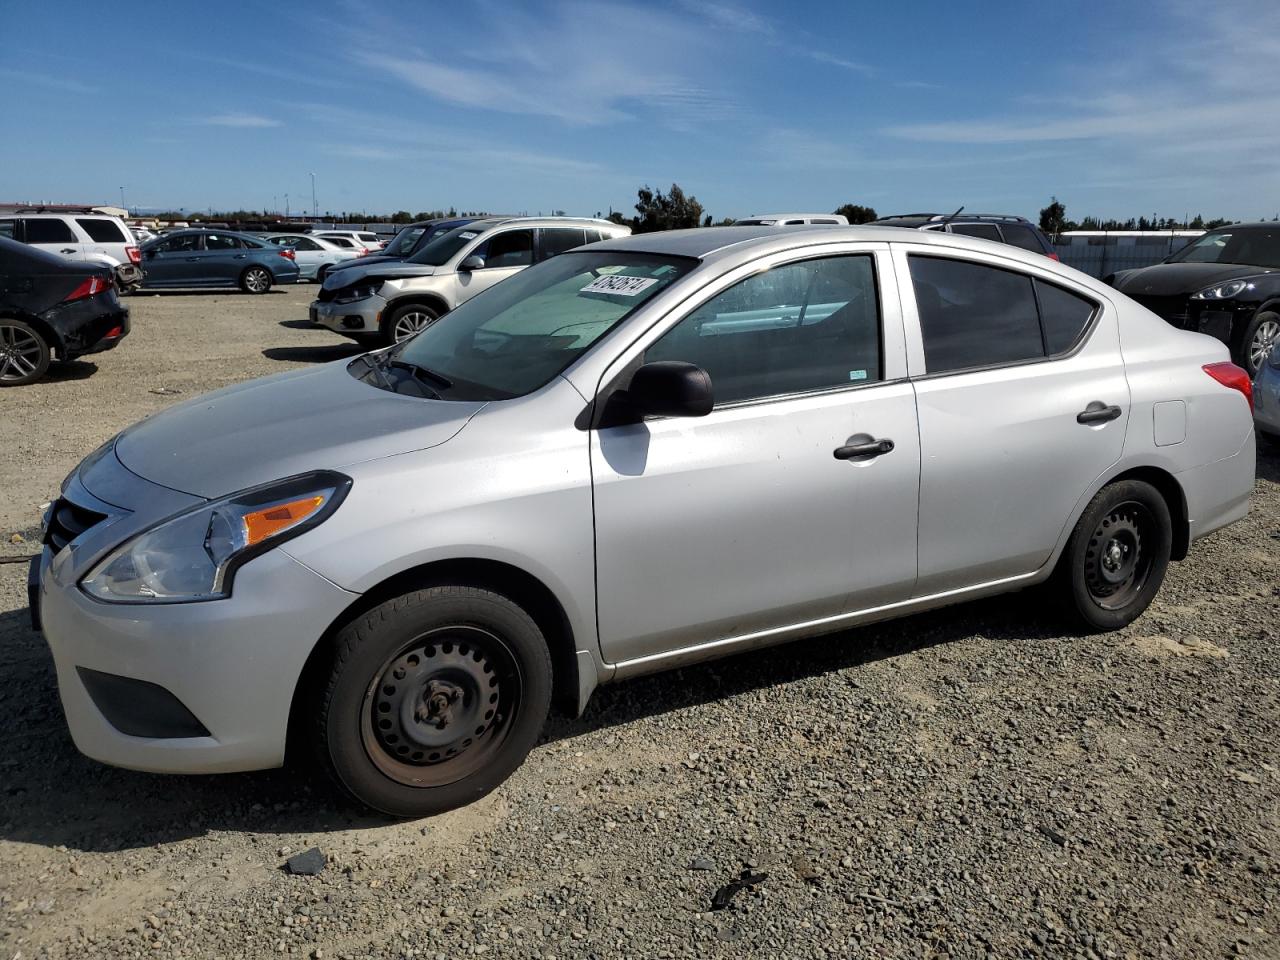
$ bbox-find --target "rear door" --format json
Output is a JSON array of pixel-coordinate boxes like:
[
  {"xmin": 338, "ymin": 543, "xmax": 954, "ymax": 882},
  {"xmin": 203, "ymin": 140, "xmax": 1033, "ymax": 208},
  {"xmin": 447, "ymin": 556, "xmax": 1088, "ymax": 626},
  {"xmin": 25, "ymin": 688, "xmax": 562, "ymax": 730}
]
[
  {"xmin": 455, "ymin": 228, "xmax": 534, "ymax": 304},
  {"xmin": 591, "ymin": 244, "xmax": 920, "ymax": 665},
  {"xmin": 894, "ymin": 245, "xmax": 1130, "ymax": 595},
  {"xmin": 76, "ymin": 217, "xmax": 132, "ymax": 264},
  {"xmin": 22, "ymin": 218, "xmax": 83, "ymax": 261},
  {"xmin": 199, "ymin": 233, "xmax": 248, "ymax": 283}
]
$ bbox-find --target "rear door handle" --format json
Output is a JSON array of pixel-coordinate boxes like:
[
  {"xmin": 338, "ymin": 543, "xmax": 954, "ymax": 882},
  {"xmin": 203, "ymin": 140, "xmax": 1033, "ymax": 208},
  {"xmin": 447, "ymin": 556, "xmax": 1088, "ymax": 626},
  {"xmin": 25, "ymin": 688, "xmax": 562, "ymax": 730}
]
[
  {"xmin": 234, "ymin": 254, "xmax": 248, "ymax": 259},
  {"xmin": 834, "ymin": 437, "xmax": 894, "ymax": 460},
  {"xmin": 1076, "ymin": 402, "xmax": 1122, "ymax": 425},
  {"xmin": 185, "ymin": 257, "xmax": 200, "ymax": 262}
]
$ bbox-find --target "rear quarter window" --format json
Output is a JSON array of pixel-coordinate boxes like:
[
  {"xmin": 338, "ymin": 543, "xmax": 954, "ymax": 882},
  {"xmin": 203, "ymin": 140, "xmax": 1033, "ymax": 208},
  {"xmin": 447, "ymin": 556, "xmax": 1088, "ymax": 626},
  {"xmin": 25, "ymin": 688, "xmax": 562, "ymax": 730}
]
[
  {"xmin": 1035, "ymin": 280, "xmax": 1096, "ymax": 354},
  {"xmin": 77, "ymin": 218, "xmax": 129, "ymax": 243},
  {"xmin": 1000, "ymin": 223, "xmax": 1049, "ymax": 253}
]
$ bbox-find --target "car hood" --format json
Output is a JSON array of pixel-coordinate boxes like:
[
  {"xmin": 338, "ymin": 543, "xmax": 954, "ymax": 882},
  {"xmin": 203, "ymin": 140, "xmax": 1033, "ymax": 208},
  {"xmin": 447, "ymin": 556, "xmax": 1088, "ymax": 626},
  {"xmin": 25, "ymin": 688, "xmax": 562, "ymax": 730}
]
[
  {"xmin": 323, "ymin": 262, "xmax": 437, "ymax": 290},
  {"xmin": 328, "ymin": 254, "xmax": 402, "ymax": 273},
  {"xmin": 111, "ymin": 361, "xmax": 483, "ymax": 499},
  {"xmin": 1110, "ymin": 262, "xmax": 1275, "ymax": 296}
]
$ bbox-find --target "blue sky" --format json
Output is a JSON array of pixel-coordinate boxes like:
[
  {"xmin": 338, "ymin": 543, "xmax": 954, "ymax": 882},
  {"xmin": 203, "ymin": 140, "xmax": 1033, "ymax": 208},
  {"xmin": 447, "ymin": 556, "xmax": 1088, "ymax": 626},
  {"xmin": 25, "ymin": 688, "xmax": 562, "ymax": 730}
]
[{"xmin": 3, "ymin": 0, "xmax": 1278, "ymax": 222}]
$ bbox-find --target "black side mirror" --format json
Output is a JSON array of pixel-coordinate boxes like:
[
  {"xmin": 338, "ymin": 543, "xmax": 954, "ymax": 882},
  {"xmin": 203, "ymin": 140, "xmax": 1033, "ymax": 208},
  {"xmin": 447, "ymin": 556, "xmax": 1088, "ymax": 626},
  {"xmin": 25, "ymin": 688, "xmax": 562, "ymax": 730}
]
[
  {"xmin": 145, "ymin": 248, "xmax": 156, "ymax": 259},
  {"xmin": 459, "ymin": 254, "xmax": 485, "ymax": 272},
  {"xmin": 600, "ymin": 361, "xmax": 713, "ymax": 426}
]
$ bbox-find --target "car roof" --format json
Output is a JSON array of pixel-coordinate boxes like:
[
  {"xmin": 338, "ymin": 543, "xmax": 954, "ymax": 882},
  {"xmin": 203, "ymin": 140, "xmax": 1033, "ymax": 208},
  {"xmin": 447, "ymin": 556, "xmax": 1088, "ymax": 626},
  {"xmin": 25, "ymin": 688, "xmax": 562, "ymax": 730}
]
[{"xmin": 142, "ymin": 227, "xmax": 265, "ymax": 243}]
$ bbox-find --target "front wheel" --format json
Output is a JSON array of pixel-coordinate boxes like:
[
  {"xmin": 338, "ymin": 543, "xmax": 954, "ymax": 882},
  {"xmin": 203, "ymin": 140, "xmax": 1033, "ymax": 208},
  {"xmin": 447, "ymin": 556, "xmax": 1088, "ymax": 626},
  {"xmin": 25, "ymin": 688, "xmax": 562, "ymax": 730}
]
[
  {"xmin": 314, "ymin": 586, "xmax": 553, "ymax": 817},
  {"xmin": 0, "ymin": 319, "xmax": 52, "ymax": 386},
  {"xmin": 1057, "ymin": 479, "xmax": 1172, "ymax": 632},
  {"xmin": 381, "ymin": 303, "xmax": 440, "ymax": 346},
  {"xmin": 240, "ymin": 266, "xmax": 273, "ymax": 295},
  {"xmin": 1240, "ymin": 311, "xmax": 1280, "ymax": 378}
]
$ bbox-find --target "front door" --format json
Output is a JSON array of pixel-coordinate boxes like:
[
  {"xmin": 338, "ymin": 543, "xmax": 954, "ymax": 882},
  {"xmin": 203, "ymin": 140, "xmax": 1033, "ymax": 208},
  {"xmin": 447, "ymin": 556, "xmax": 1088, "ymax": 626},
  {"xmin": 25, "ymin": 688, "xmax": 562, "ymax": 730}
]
[
  {"xmin": 142, "ymin": 233, "xmax": 202, "ymax": 286},
  {"xmin": 455, "ymin": 228, "xmax": 533, "ymax": 304},
  {"xmin": 591, "ymin": 249, "xmax": 920, "ymax": 667},
  {"xmin": 896, "ymin": 247, "xmax": 1131, "ymax": 595}
]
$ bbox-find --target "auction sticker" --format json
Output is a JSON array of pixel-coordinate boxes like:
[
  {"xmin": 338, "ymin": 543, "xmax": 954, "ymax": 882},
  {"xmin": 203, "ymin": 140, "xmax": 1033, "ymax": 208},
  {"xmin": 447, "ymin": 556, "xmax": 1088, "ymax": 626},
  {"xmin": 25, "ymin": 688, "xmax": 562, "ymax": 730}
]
[{"xmin": 581, "ymin": 275, "xmax": 659, "ymax": 296}]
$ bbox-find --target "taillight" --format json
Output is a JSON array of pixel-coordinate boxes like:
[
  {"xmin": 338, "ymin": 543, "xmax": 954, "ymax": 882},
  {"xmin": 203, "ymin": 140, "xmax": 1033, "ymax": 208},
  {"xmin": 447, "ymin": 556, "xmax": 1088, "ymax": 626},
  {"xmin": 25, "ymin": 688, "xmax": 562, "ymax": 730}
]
[
  {"xmin": 357, "ymin": 247, "xmax": 369, "ymax": 256},
  {"xmin": 126, "ymin": 245, "xmax": 141, "ymax": 264},
  {"xmin": 1203, "ymin": 362, "xmax": 1253, "ymax": 410},
  {"xmin": 278, "ymin": 248, "xmax": 296, "ymax": 260},
  {"xmin": 104, "ymin": 325, "xmax": 123, "ymax": 339},
  {"xmin": 64, "ymin": 275, "xmax": 110, "ymax": 302}
]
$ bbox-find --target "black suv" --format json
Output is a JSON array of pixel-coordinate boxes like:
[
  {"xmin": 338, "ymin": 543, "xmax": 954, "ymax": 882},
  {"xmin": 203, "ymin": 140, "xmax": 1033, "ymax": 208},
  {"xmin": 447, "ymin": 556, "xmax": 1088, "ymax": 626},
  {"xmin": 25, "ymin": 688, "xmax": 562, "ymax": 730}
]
[{"xmin": 870, "ymin": 213, "xmax": 1058, "ymax": 259}]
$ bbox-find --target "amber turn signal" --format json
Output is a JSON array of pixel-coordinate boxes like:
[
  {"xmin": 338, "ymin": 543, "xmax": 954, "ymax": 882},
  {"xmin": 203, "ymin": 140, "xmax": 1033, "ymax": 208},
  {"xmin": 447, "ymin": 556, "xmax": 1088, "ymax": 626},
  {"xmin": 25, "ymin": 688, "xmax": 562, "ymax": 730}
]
[{"xmin": 242, "ymin": 495, "xmax": 326, "ymax": 547}]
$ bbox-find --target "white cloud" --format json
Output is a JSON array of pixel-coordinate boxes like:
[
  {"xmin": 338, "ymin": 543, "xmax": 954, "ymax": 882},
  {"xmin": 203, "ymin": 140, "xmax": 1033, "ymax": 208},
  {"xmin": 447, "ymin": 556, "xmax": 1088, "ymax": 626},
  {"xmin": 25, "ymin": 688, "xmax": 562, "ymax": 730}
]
[{"xmin": 198, "ymin": 113, "xmax": 282, "ymax": 128}]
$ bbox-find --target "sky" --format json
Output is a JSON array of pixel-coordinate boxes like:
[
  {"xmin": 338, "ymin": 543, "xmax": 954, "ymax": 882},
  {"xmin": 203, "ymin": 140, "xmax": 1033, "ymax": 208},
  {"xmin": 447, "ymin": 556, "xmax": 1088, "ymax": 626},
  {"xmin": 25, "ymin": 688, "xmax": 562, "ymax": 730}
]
[{"xmin": 3, "ymin": 0, "xmax": 1278, "ymax": 223}]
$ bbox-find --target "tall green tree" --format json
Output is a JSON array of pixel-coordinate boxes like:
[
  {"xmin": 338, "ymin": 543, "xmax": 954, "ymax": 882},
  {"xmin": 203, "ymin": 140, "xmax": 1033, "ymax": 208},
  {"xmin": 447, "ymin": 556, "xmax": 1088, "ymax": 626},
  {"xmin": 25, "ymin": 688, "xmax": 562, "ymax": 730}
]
[
  {"xmin": 633, "ymin": 183, "xmax": 705, "ymax": 233},
  {"xmin": 1039, "ymin": 197, "xmax": 1069, "ymax": 238},
  {"xmin": 833, "ymin": 203, "xmax": 878, "ymax": 224}
]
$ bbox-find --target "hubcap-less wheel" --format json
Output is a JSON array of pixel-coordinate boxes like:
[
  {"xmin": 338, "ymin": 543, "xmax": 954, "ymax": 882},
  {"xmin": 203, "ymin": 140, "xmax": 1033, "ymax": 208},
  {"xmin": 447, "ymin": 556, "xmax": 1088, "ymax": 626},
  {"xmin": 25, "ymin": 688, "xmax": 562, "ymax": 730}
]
[
  {"xmin": 0, "ymin": 323, "xmax": 46, "ymax": 382},
  {"xmin": 243, "ymin": 268, "xmax": 270, "ymax": 294},
  {"xmin": 1248, "ymin": 317, "xmax": 1279, "ymax": 374},
  {"xmin": 360, "ymin": 626, "xmax": 520, "ymax": 788},
  {"xmin": 392, "ymin": 309, "xmax": 436, "ymax": 342},
  {"xmin": 1083, "ymin": 501, "xmax": 1154, "ymax": 610}
]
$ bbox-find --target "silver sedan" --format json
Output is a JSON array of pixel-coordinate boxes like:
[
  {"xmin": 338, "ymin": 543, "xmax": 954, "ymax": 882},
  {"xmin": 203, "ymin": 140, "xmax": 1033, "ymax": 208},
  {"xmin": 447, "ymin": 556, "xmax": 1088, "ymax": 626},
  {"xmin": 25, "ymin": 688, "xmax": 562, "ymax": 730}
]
[
  {"xmin": 33, "ymin": 225, "xmax": 1256, "ymax": 817},
  {"xmin": 265, "ymin": 234, "xmax": 360, "ymax": 281}
]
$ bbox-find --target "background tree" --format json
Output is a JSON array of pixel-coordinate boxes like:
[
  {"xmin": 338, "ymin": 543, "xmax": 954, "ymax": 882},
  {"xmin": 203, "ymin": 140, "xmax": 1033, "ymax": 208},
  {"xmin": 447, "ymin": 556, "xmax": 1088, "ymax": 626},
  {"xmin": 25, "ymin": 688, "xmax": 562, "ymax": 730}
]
[
  {"xmin": 1039, "ymin": 197, "xmax": 1069, "ymax": 238},
  {"xmin": 632, "ymin": 183, "xmax": 705, "ymax": 233},
  {"xmin": 390, "ymin": 210, "xmax": 414, "ymax": 224},
  {"xmin": 833, "ymin": 203, "xmax": 878, "ymax": 224}
]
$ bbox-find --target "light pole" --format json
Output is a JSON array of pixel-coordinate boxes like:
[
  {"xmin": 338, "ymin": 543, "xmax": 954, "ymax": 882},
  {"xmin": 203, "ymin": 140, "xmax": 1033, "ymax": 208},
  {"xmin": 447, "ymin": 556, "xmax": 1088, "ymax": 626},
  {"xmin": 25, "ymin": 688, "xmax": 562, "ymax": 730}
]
[
  {"xmin": 285, "ymin": 194, "xmax": 290, "ymax": 218},
  {"xmin": 310, "ymin": 172, "xmax": 317, "ymax": 219},
  {"xmin": 119, "ymin": 186, "xmax": 126, "ymax": 213}
]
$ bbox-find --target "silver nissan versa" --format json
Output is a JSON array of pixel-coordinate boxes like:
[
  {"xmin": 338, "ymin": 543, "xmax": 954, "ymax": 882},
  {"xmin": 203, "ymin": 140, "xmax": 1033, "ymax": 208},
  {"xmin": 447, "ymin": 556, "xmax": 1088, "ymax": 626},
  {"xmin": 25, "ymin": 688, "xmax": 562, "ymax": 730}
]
[{"xmin": 33, "ymin": 226, "xmax": 1256, "ymax": 817}]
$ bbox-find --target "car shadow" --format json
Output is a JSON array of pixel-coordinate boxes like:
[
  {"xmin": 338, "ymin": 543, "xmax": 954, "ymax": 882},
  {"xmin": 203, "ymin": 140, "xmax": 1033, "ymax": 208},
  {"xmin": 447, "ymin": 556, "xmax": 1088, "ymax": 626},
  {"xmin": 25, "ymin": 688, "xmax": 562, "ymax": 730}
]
[
  {"xmin": 278, "ymin": 319, "xmax": 319, "ymax": 330},
  {"xmin": 1257, "ymin": 443, "xmax": 1279, "ymax": 484},
  {"xmin": 39, "ymin": 360, "xmax": 99, "ymax": 383},
  {"xmin": 262, "ymin": 344, "xmax": 366, "ymax": 364},
  {"xmin": 0, "ymin": 587, "xmax": 1068, "ymax": 853},
  {"xmin": 134, "ymin": 289, "xmax": 290, "ymax": 297}
]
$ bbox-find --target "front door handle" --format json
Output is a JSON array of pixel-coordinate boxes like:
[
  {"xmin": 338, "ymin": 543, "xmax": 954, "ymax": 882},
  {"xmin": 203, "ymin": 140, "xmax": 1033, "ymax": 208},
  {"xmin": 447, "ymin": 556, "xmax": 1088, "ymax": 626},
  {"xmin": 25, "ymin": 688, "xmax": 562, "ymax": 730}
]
[
  {"xmin": 1076, "ymin": 402, "xmax": 1122, "ymax": 425},
  {"xmin": 834, "ymin": 437, "xmax": 895, "ymax": 460},
  {"xmin": 60, "ymin": 248, "xmax": 76, "ymax": 254},
  {"xmin": 185, "ymin": 257, "xmax": 200, "ymax": 262},
  {"xmin": 234, "ymin": 254, "xmax": 248, "ymax": 259}
]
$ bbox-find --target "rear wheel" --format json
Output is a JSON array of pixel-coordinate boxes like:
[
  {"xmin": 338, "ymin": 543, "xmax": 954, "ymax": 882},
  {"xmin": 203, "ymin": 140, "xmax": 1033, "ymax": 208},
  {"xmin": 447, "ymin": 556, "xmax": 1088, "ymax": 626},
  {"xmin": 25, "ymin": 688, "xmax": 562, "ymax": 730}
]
[
  {"xmin": 0, "ymin": 319, "xmax": 52, "ymax": 386},
  {"xmin": 381, "ymin": 303, "xmax": 441, "ymax": 346},
  {"xmin": 240, "ymin": 266, "xmax": 273, "ymax": 295},
  {"xmin": 1241, "ymin": 311, "xmax": 1280, "ymax": 378},
  {"xmin": 1058, "ymin": 480, "xmax": 1171, "ymax": 632},
  {"xmin": 314, "ymin": 586, "xmax": 552, "ymax": 818}
]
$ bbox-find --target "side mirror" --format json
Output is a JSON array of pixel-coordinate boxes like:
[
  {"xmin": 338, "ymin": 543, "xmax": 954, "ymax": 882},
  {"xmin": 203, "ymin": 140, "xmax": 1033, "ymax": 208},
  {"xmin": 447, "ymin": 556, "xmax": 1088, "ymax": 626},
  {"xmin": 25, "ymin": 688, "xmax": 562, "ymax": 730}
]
[
  {"xmin": 145, "ymin": 248, "xmax": 156, "ymax": 259},
  {"xmin": 600, "ymin": 361, "xmax": 713, "ymax": 426},
  {"xmin": 459, "ymin": 254, "xmax": 485, "ymax": 272}
]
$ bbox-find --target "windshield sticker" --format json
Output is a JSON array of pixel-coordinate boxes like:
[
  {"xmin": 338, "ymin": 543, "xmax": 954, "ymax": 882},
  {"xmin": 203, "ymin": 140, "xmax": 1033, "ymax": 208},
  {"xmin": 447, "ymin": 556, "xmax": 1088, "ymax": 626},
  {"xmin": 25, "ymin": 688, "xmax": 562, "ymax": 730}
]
[
  {"xmin": 848, "ymin": 369, "xmax": 868, "ymax": 381},
  {"xmin": 580, "ymin": 275, "xmax": 659, "ymax": 297},
  {"xmin": 458, "ymin": 231, "xmax": 478, "ymax": 240}
]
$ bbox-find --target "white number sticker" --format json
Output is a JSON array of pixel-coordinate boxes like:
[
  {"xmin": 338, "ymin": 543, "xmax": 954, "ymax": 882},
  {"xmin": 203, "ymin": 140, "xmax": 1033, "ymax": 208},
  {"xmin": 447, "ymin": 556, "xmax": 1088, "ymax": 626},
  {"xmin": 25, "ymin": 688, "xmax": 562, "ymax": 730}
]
[{"xmin": 580, "ymin": 275, "xmax": 659, "ymax": 296}]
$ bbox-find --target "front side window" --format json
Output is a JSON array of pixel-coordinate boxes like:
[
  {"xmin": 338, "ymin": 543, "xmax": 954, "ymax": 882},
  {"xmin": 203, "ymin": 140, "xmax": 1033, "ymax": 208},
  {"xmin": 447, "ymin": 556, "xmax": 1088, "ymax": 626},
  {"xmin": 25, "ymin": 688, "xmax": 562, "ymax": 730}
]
[
  {"xmin": 646, "ymin": 255, "xmax": 882, "ymax": 405},
  {"xmin": 77, "ymin": 218, "xmax": 129, "ymax": 243},
  {"xmin": 477, "ymin": 229, "xmax": 534, "ymax": 268},
  {"xmin": 24, "ymin": 218, "xmax": 76, "ymax": 243},
  {"xmin": 909, "ymin": 255, "xmax": 1097, "ymax": 373},
  {"xmin": 155, "ymin": 233, "xmax": 201, "ymax": 253},
  {"xmin": 392, "ymin": 251, "xmax": 694, "ymax": 400}
]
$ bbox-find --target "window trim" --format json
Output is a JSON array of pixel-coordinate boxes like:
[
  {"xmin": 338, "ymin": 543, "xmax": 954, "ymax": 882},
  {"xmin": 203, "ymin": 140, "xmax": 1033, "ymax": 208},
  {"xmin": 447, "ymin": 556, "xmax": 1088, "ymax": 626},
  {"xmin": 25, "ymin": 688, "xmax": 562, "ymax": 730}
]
[{"xmin": 902, "ymin": 250, "xmax": 1102, "ymax": 381}]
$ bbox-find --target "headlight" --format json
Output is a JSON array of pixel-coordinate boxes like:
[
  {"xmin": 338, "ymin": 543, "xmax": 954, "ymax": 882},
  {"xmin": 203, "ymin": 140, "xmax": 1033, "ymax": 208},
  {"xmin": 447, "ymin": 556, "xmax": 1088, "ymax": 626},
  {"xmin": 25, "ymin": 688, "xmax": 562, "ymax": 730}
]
[
  {"xmin": 81, "ymin": 471, "xmax": 351, "ymax": 603},
  {"xmin": 1191, "ymin": 279, "xmax": 1251, "ymax": 300},
  {"xmin": 335, "ymin": 283, "xmax": 380, "ymax": 304}
]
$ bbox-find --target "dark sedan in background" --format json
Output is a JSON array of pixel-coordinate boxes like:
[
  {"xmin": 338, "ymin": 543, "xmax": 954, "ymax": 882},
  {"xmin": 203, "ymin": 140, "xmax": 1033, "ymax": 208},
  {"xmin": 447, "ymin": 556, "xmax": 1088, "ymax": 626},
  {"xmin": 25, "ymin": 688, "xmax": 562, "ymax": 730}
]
[
  {"xmin": 0, "ymin": 237, "xmax": 129, "ymax": 386},
  {"xmin": 1106, "ymin": 223, "xmax": 1280, "ymax": 376},
  {"xmin": 139, "ymin": 229, "xmax": 300, "ymax": 294},
  {"xmin": 324, "ymin": 216, "xmax": 479, "ymax": 279}
]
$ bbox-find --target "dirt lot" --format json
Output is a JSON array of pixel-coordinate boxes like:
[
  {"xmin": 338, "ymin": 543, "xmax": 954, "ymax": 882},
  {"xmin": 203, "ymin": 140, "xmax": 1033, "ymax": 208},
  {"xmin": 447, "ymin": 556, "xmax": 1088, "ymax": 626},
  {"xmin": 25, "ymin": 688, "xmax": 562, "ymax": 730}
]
[{"xmin": 1, "ymin": 286, "xmax": 1278, "ymax": 959}]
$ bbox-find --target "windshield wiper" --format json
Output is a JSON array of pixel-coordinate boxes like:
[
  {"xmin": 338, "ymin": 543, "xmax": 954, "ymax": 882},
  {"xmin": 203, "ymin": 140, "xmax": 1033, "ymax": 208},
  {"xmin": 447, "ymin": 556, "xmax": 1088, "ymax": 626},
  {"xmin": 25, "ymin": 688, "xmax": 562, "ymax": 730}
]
[{"xmin": 358, "ymin": 352, "xmax": 396, "ymax": 390}]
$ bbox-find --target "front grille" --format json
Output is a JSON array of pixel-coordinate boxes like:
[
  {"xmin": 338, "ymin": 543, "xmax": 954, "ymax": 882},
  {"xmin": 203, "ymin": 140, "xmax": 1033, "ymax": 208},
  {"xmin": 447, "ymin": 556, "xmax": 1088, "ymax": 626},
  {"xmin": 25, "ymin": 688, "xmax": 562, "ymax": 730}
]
[
  {"xmin": 1128, "ymin": 294, "xmax": 1191, "ymax": 326},
  {"xmin": 44, "ymin": 497, "xmax": 108, "ymax": 553}
]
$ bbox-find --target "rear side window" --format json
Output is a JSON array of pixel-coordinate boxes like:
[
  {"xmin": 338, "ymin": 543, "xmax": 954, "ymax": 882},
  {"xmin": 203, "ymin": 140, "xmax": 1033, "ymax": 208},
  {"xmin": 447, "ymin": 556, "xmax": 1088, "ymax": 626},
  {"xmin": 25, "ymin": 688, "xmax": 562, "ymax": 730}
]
[
  {"xmin": 0, "ymin": 220, "xmax": 15, "ymax": 240},
  {"xmin": 205, "ymin": 234, "xmax": 241, "ymax": 250},
  {"xmin": 24, "ymin": 218, "xmax": 76, "ymax": 243},
  {"xmin": 949, "ymin": 223, "xmax": 1002, "ymax": 242},
  {"xmin": 358, "ymin": 233, "xmax": 378, "ymax": 243},
  {"xmin": 540, "ymin": 228, "xmax": 586, "ymax": 259},
  {"xmin": 646, "ymin": 254, "xmax": 882, "ymax": 405},
  {"xmin": 155, "ymin": 234, "xmax": 201, "ymax": 253},
  {"xmin": 1035, "ymin": 279, "xmax": 1095, "ymax": 353},
  {"xmin": 1000, "ymin": 223, "xmax": 1048, "ymax": 253},
  {"xmin": 77, "ymin": 218, "xmax": 129, "ymax": 243},
  {"xmin": 909, "ymin": 256, "xmax": 1042, "ymax": 372}
]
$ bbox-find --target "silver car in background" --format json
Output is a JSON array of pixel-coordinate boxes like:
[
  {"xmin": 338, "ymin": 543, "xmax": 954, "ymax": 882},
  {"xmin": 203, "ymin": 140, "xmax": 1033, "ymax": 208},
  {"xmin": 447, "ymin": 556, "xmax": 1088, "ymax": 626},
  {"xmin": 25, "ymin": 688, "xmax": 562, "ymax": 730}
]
[
  {"xmin": 1254, "ymin": 339, "xmax": 1280, "ymax": 444},
  {"xmin": 33, "ymin": 226, "xmax": 1255, "ymax": 817},
  {"xmin": 265, "ymin": 234, "xmax": 361, "ymax": 282}
]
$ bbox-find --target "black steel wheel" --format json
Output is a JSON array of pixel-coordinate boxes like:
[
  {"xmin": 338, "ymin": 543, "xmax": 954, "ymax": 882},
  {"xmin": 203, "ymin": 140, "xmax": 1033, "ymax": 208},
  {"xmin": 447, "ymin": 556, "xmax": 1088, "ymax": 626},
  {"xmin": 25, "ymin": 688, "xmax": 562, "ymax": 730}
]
[
  {"xmin": 315, "ymin": 585, "xmax": 552, "ymax": 817},
  {"xmin": 1059, "ymin": 479, "xmax": 1171, "ymax": 631}
]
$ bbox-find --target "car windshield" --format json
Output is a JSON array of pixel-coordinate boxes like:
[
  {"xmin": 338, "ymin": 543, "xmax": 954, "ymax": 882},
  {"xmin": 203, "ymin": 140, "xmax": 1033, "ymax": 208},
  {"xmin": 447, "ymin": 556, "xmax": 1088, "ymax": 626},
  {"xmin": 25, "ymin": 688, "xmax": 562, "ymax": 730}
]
[
  {"xmin": 407, "ymin": 224, "xmax": 493, "ymax": 266},
  {"xmin": 384, "ymin": 226, "xmax": 426, "ymax": 257},
  {"xmin": 389, "ymin": 251, "xmax": 696, "ymax": 400},
  {"xmin": 1166, "ymin": 228, "xmax": 1280, "ymax": 268}
]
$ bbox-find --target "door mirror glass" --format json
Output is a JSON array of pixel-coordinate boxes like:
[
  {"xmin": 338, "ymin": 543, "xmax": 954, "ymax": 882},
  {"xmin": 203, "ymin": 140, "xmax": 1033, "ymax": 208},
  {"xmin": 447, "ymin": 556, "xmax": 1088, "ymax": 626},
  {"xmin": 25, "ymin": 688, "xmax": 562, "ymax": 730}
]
[
  {"xmin": 459, "ymin": 254, "xmax": 486, "ymax": 272},
  {"xmin": 603, "ymin": 361, "xmax": 713, "ymax": 426}
]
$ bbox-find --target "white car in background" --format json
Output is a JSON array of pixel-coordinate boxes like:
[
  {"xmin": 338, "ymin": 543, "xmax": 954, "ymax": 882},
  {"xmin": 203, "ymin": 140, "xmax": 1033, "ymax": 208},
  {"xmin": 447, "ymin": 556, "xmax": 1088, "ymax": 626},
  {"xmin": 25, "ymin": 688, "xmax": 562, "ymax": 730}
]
[
  {"xmin": 265, "ymin": 234, "xmax": 361, "ymax": 282},
  {"xmin": 735, "ymin": 212, "xmax": 849, "ymax": 226},
  {"xmin": 317, "ymin": 230, "xmax": 384, "ymax": 254},
  {"xmin": 0, "ymin": 212, "xmax": 143, "ymax": 288}
]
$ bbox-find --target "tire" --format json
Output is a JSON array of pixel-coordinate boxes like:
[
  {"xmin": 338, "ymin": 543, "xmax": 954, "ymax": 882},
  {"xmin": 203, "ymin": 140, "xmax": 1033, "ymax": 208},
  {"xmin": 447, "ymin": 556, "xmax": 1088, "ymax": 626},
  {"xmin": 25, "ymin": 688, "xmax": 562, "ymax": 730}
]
[
  {"xmin": 0, "ymin": 319, "xmax": 52, "ymax": 386},
  {"xmin": 1057, "ymin": 479, "xmax": 1172, "ymax": 632},
  {"xmin": 239, "ymin": 266, "xmax": 273, "ymax": 295},
  {"xmin": 1240, "ymin": 311, "xmax": 1280, "ymax": 378},
  {"xmin": 314, "ymin": 586, "xmax": 553, "ymax": 818},
  {"xmin": 381, "ymin": 303, "xmax": 441, "ymax": 346}
]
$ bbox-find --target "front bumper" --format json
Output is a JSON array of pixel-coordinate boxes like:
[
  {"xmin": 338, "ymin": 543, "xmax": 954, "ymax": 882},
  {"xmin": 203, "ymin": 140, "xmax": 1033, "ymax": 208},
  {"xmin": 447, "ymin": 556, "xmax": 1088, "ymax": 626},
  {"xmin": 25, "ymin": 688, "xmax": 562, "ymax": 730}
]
[
  {"xmin": 33, "ymin": 456, "xmax": 359, "ymax": 774},
  {"xmin": 310, "ymin": 293, "xmax": 384, "ymax": 334},
  {"xmin": 1255, "ymin": 361, "xmax": 1280, "ymax": 436}
]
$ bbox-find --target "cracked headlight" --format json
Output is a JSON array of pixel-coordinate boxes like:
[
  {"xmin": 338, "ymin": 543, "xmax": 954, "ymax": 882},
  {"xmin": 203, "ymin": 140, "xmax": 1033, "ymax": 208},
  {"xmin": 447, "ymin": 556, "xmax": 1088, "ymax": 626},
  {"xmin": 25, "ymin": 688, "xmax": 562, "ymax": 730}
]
[
  {"xmin": 81, "ymin": 472, "xmax": 350, "ymax": 603},
  {"xmin": 335, "ymin": 283, "xmax": 381, "ymax": 304}
]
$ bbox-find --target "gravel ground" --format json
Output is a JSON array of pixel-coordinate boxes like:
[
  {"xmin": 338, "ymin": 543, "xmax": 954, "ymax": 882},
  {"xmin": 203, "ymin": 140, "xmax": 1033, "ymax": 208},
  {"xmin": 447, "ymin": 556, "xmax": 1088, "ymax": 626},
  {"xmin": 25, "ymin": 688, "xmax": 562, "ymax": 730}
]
[{"xmin": 1, "ymin": 286, "xmax": 1277, "ymax": 959}]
